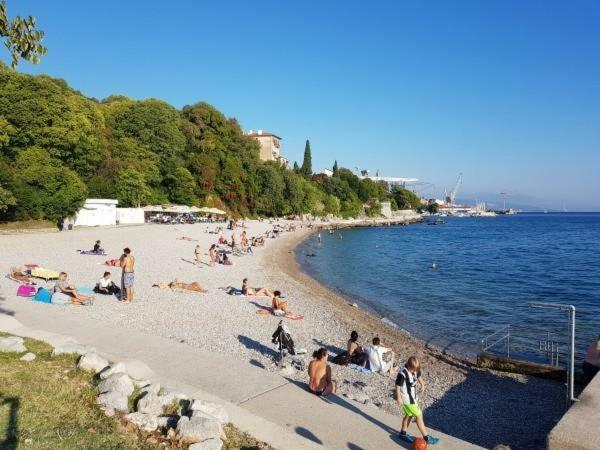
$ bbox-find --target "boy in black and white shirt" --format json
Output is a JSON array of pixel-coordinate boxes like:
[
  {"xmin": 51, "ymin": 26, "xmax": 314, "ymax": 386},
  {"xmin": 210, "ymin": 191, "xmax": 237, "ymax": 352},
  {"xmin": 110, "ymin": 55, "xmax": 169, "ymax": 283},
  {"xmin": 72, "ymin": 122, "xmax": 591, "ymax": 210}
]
[{"xmin": 395, "ymin": 356, "xmax": 439, "ymax": 445}]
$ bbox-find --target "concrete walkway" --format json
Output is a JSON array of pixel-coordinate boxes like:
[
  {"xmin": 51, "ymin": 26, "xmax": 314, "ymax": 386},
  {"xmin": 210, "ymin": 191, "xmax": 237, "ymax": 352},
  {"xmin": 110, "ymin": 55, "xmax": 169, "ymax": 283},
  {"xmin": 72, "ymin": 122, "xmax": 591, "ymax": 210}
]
[{"xmin": 0, "ymin": 298, "xmax": 482, "ymax": 450}]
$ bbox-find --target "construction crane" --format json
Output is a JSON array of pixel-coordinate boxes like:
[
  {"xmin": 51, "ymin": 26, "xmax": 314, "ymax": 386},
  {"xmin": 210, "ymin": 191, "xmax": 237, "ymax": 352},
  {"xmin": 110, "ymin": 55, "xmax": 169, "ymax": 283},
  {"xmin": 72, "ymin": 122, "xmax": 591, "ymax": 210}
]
[
  {"xmin": 500, "ymin": 192, "xmax": 509, "ymax": 211},
  {"xmin": 445, "ymin": 173, "xmax": 463, "ymax": 205}
]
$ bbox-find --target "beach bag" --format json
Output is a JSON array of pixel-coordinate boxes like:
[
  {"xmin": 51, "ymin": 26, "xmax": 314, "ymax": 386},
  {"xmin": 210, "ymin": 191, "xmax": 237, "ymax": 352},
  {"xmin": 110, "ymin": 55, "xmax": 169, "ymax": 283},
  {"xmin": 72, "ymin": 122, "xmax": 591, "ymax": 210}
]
[
  {"xmin": 51, "ymin": 292, "xmax": 70, "ymax": 305},
  {"xmin": 17, "ymin": 285, "xmax": 36, "ymax": 297},
  {"xmin": 332, "ymin": 352, "xmax": 351, "ymax": 366},
  {"xmin": 32, "ymin": 288, "xmax": 52, "ymax": 303}
]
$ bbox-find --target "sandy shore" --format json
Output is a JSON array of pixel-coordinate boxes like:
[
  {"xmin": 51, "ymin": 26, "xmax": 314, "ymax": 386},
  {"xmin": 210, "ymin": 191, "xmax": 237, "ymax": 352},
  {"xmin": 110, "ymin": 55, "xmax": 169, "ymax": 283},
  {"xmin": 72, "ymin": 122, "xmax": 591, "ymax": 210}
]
[{"xmin": 0, "ymin": 220, "xmax": 564, "ymax": 449}]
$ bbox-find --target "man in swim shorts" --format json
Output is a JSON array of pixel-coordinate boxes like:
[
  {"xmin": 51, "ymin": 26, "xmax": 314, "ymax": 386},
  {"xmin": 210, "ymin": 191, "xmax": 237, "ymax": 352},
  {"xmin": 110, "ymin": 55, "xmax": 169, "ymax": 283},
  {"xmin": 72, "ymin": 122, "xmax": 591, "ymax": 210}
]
[
  {"xmin": 396, "ymin": 356, "xmax": 439, "ymax": 445},
  {"xmin": 120, "ymin": 247, "xmax": 136, "ymax": 303}
]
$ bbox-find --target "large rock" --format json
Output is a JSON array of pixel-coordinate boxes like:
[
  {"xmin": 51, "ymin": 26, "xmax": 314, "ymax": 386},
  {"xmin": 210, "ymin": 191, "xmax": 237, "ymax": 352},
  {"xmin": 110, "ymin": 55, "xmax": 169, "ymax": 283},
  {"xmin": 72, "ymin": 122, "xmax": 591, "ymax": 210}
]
[
  {"xmin": 0, "ymin": 336, "xmax": 26, "ymax": 353},
  {"xmin": 97, "ymin": 391, "xmax": 128, "ymax": 415},
  {"xmin": 190, "ymin": 400, "xmax": 229, "ymax": 424},
  {"xmin": 125, "ymin": 412, "xmax": 159, "ymax": 432},
  {"xmin": 78, "ymin": 352, "xmax": 109, "ymax": 373},
  {"xmin": 99, "ymin": 362, "xmax": 126, "ymax": 379},
  {"xmin": 121, "ymin": 359, "xmax": 155, "ymax": 380},
  {"xmin": 176, "ymin": 415, "xmax": 222, "ymax": 444},
  {"xmin": 98, "ymin": 372, "xmax": 134, "ymax": 397},
  {"xmin": 189, "ymin": 439, "xmax": 223, "ymax": 450},
  {"xmin": 136, "ymin": 392, "xmax": 164, "ymax": 416},
  {"xmin": 20, "ymin": 352, "xmax": 36, "ymax": 362},
  {"xmin": 52, "ymin": 340, "xmax": 93, "ymax": 356}
]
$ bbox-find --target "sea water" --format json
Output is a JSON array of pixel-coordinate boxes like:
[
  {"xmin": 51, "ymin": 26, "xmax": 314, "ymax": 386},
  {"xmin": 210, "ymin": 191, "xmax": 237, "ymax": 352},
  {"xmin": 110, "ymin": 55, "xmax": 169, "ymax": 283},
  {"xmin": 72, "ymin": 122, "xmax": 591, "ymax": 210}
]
[{"xmin": 296, "ymin": 213, "xmax": 600, "ymax": 363}]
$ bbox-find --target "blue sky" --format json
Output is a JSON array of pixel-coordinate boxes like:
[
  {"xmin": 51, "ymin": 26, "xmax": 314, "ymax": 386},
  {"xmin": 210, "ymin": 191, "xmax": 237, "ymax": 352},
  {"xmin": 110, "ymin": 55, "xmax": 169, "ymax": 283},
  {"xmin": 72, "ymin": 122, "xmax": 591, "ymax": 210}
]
[{"xmin": 5, "ymin": 1, "xmax": 600, "ymax": 210}]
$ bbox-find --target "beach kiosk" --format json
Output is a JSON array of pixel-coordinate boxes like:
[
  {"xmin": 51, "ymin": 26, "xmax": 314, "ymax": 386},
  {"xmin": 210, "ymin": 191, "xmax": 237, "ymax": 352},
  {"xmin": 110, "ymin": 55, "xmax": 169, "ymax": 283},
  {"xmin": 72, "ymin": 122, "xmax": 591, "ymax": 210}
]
[{"xmin": 72, "ymin": 199, "xmax": 119, "ymax": 227}]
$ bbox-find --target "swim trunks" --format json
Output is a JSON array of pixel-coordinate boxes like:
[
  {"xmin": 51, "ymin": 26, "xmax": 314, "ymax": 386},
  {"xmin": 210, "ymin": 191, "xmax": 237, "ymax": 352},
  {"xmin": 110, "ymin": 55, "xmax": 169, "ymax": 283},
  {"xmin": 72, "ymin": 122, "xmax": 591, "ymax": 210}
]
[
  {"xmin": 402, "ymin": 403, "xmax": 422, "ymax": 417},
  {"xmin": 122, "ymin": 272, "xmax": 135, "ymax": 289}
]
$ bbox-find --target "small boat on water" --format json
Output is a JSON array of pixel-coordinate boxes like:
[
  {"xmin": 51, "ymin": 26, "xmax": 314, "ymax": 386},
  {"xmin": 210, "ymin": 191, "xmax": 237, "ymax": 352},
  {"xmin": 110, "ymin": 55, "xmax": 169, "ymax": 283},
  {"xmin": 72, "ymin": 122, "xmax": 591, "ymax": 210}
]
[{"xmin": 428, "ymin": 219, "xmax": 445, "ymax": 225}]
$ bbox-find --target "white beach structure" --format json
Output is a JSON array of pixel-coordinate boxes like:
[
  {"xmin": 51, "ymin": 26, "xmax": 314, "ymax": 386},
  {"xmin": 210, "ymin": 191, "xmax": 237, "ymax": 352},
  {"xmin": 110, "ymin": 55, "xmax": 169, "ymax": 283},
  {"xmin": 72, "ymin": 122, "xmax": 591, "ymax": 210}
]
[
  {"xmin": 73, "ymin": 199, "xmax": 118, "ymax": 227},
  {"xmin": 116, "ymin": 207, "xmax": 145, "ymax": 224}
]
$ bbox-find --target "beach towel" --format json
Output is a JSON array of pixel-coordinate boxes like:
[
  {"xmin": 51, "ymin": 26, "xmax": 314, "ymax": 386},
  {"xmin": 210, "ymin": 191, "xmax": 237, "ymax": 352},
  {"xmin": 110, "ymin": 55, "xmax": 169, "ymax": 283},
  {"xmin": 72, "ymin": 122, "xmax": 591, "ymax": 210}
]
[
  {"xmin": 32, "ymin": 288, "xmax": 52, "ymax": 303},
  {"xmin": 104, "ymin": 259, "xmax": 119, "ymax": 266},
  {"xmin": 77, "ymin": 287, "xmax": 96, "ymax": 296},
  {"xmin": 80, "ymin": 250, "xmax": 107, "ymax": 256},
  {"xmin": 24, "ymin": 264, "xmax": 39, "ymax": 269},
  {"xmin": 51, "ymin": 292, "xmax": 70, "ymax": 305},
  {"xmin": 17, "ymin": 285, "xmax": 36, "ymax": 297},
  {"xmin": 30, "ymin": 267, "xmax": 60, "ymax": 281}
]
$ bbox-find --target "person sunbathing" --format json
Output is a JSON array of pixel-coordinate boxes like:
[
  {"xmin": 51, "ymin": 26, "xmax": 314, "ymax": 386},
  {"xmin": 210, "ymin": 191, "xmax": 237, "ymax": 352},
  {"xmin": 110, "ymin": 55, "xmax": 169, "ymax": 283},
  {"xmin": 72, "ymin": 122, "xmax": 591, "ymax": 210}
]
[
  {"xmin": 272, "ymin": 291, "xmax": 289, "ymax": 314},
  {"xmin": 242, "ymin": 278, "xmax": 273, "ymax": 297},
  {"xmin": 9, "ymin": 267, "xmax": 34, "ymax": 284},
  {"xmin": 54, "ymin": 272, "xmax": 94, "ymax": 304},
  {"xmin": 153, "ymin": 279, "xmax": 207, "ymax": 293}
]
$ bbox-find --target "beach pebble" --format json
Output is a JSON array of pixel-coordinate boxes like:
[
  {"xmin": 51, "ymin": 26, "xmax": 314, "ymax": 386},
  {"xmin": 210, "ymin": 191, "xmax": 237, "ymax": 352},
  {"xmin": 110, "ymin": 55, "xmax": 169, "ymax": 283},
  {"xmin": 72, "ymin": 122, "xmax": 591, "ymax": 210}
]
[
  {"xmin": 189, "ymin": 438, "xmax": 223, "ymax": 450},
  {"xmin": 0, "ymin": 336, "xmax": 26, "ymax": 353},
  {"xmin": 98, "ymin": 372, "xmax": 134, "ymax": 397},
  {"xmin": 78, "ymin": 352, "xmax": 109, "ymax": 373},
  {"xmin": 20, "ymin": 352, "xmax": 36, "ymax": 361},
  {"xmin": 176, "ymin": 415, "xmax": 222, "ymax": 444},
  {"xmin": 126, "ymin": 412, "xmax": 159, "ymax": 432}
]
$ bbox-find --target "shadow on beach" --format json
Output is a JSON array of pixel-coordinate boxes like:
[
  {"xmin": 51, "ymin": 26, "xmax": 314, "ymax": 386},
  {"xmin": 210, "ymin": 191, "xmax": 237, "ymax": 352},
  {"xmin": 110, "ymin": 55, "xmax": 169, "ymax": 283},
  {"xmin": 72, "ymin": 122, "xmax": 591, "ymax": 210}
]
[
  {"xmin": 237, "ymin": 334, "xmax": 279, "ymax": 360},
  {"xmin": 0, "ymin": 396, "xmax": 19, "ymax": 450},
  {"xmin": 424, "ymin": 368, "xmax": 565, "ymax": 449},
  {"xmin": 0, "ymin": 291, "xmax": 14, "ymax": 317}
]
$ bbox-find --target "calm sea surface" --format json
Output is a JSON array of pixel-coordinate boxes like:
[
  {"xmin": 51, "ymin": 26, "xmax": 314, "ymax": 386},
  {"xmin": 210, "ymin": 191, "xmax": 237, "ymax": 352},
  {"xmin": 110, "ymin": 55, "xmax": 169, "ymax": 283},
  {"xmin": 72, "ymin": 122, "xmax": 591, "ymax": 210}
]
[{"xmin": 296, "ymin": 213, "xmax": 600, "ymax": 363}]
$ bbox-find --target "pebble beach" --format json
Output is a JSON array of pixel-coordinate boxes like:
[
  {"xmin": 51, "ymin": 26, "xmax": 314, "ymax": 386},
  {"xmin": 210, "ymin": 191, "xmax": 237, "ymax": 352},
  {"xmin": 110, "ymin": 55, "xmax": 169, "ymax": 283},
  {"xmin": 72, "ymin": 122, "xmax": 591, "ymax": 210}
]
[{"xmin": 0, "ymin": 220, "xmax": 565, "ymax": 449}]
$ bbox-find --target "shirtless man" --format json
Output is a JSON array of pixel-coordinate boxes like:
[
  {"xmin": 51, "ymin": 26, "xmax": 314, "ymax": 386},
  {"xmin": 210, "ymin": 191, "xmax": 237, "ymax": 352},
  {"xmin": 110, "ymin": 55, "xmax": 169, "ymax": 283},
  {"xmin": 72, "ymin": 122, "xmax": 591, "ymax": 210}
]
[
  {"xmin": 120, "ymin": 247, "xmax": 135, "ymax": 303},
  {"xmin": 194, "ymin": 244, "xmax": 202, "ymax": 265},
  {"xmin": 308, "ymin": 348, "xmax": 336, "ymax": 396}
]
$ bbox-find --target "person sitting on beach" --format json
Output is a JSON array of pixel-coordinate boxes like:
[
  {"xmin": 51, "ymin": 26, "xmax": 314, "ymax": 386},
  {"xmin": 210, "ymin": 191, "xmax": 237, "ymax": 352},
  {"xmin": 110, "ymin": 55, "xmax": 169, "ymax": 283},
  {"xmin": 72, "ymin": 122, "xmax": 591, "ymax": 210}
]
[
  {"xmin": 348, "ymin": 331, "xmax": 368, "ymax": 366},
  {"xmin": 54, "ymin": 272, "xmax": 94, "ymax": 304},
  {"xmin": 272, "ymin": 291, "xmax": 288, "ymax": 315},
  {"xmin": 94, "ymin": 271, "xmax": 120, "ymax": 296},
  {"xmin": 396, "ymin": 356, "xmax": 439, "ymax": 445},
  {"xmin": 222, "ymin": 253, "xmax": 232, "ymax": 265},
  {"xmin": 209, "ymin": 244, "xmax": 218, "ymax": 267},
  {"xmin": 242, "ymin": 278, "xmax": 273, "ymax": 297},
  {"xmin": 583, "ymin": 335, "xmax": 600, "ymax": 384},
  {"xmin": 92, "ymin": 240, "xmax": 104, "ymax": 253},
  {"xmin": 367, "ymin": 337, "xmax": 396, "ymax": 375},
  {"xmin": 308, "ymin": 348, "xmax": 337, "ymax": 397}
]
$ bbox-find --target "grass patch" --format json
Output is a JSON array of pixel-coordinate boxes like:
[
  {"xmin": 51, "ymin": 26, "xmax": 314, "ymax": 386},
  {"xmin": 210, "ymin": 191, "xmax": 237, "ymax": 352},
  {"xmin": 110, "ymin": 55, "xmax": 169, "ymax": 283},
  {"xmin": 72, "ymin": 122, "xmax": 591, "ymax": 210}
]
[
  {"xmin": 0, "ymin": 336, "xmax": 157, "ymax": 449},
  {"xmin": 0, "ymin": 220, "xmax": 55, "ymax": 231},
  {"xmin": 222, "ymin": 423, "xmax": 274, "ymax": 450}
]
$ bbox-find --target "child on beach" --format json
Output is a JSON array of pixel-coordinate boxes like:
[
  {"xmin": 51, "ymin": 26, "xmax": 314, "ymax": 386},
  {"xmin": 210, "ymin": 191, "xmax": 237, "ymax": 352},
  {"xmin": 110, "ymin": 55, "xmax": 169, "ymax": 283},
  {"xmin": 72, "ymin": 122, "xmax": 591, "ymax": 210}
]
[
  {"xmin": 396, "ymin": 356, "xmax": 439, "ymax": 445},
  {"xmin": 195, "ymin": 244, "xmax": 202, "ymax": 265}
]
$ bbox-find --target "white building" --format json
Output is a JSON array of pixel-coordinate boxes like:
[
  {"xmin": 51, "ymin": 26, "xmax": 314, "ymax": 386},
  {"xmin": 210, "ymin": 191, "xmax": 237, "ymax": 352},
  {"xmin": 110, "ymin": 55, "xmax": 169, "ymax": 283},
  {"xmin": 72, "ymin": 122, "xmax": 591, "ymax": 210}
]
[
  {"xmin": 320, "ymin": 168, "xmax": 334, "ymax": 177},
  {"xmin": 116, "ymin": 208, "xmax": 145, "ymax": 224},
  {"xmin": 73, "ymin": 199, "xmax": 118, "ymax": 227}
]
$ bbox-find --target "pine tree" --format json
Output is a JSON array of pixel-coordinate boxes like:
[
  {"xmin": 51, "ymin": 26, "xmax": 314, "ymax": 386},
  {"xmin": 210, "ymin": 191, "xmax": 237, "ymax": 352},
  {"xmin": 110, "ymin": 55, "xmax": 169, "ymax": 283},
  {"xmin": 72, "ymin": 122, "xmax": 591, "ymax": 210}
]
[
  {"xmin": 293, "ymin": 161, "xmax": 299, "ymax": 173},
  {"xmin": 333, "ymin": 160, "xmax": 338, "ymax": 174},
  {"xmin": 301, "ymin": 139, "xmax": 312, "ymax": 177}
]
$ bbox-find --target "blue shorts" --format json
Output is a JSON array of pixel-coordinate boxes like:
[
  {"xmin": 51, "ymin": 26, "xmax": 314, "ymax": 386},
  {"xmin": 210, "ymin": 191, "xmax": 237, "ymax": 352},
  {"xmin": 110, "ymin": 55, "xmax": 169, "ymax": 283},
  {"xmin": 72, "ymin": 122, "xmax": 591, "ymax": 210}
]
[{"xmin": 122, "ymin": 272, "xmax": 135, "ymax": 289}]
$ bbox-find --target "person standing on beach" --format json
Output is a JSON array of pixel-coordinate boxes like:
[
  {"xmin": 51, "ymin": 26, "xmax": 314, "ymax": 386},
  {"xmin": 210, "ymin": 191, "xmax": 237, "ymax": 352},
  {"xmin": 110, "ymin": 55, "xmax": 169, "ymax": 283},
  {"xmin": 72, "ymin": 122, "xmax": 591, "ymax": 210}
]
[
  {"xmin": 396, "ymin": 356, "xmax": 439, "ymax": 445},
  {"xmin": 194, "ymin": 244, "xmax": 202, "ymax": 266},
  {"xmin": 119, "ymin": 247, "xmax": 135, "ymax": 303}
]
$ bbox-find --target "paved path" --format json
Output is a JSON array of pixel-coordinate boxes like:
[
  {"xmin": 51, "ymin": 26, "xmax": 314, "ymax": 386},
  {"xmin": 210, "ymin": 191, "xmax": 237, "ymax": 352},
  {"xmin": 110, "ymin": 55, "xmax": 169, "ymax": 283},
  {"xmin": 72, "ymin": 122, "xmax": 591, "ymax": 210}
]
[{"xmin": 0, "ymin": 297, "xmax": 482, "ymax": 450}]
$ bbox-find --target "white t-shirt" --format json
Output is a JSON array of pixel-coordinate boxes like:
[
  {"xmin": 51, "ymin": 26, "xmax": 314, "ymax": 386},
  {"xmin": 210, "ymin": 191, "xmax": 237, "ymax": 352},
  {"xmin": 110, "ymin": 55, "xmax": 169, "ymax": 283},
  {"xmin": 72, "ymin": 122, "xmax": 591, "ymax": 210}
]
[
  {"xmin": 367, "ymin": 344, "xmax": 392, "ymax": 373},
  {"xmin": 99, "ymin": 277, "xmax": 111, "ymax": 288}
]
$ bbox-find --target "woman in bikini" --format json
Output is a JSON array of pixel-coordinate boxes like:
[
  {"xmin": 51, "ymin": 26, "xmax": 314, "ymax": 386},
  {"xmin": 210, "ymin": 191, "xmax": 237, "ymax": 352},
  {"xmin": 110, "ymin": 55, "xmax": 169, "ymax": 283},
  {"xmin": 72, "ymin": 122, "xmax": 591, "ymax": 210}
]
[
  {"xmin": 241, "ymin": 278, "xmax": 273, "ymax": 297},
  {"xmin": 308, "ymin": 348, "xmax": 336, "ymax": 397}
]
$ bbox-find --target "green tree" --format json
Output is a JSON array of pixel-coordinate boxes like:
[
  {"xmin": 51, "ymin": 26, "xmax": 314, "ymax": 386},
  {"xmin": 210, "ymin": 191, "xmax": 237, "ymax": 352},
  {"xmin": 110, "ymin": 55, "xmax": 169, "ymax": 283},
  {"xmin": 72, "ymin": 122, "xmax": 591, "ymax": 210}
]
[
  {"xmin": 364, "ymin": 198, "xmax": 382, "ymax": 217},
  {"xmin": 393, "ymin": 187, "xmax": 421, "ymax": 210},
  {"xmin": 293, "ymin": 161, "xmax": 299, "ymax": 173},
  {"xmin": 164, "ymin": 167, "xmax": 196, "ymax": 205},
  {"xmin": 300, "ymin": 139, "xmax": 312, "ymax": 177},
  {"xmin": 0, "ymin": 1, "xmax": 47, "ymax": 68},
  {"xmin": 115, "ymin": 168, "xmax": 151, "ymax": 207},
  {"xmin": 427, "ymin": 202, "xmax": 440, "ymax": 214},
  {"xmin": 11, "ymin": 147, "xmax": 87, "ymax": 220},
  {"xmin": 333, "ymin": 160, "xmax": 338, "ymax": 174},
  {"xmin": 0, "ymin": 185, "xmax": 15, "ymax": 212},
  {"xmin": 322, "ymin": 194, "xmax": 341, "ymax": 216}
]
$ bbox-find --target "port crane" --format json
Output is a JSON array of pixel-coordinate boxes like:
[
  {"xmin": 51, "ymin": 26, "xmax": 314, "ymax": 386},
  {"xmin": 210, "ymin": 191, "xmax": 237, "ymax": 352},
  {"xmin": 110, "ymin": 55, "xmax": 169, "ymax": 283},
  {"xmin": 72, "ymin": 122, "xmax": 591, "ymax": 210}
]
[{"xmin": 445, "ymin": 173, "xmax": 463, "ymax": 205}]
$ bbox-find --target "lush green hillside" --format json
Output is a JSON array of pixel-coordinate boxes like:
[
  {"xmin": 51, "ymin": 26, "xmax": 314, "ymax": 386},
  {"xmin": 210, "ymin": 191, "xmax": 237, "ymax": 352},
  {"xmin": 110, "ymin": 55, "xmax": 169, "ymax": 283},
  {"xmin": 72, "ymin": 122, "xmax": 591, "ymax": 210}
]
[{"xmin": 0, "ymin": 63, "xmax": 415, "ymax": 221}]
